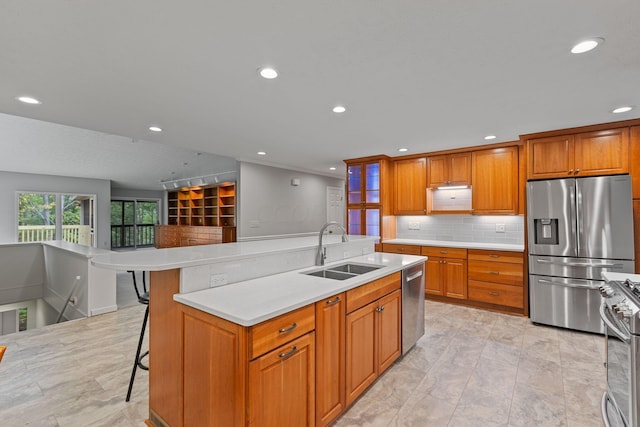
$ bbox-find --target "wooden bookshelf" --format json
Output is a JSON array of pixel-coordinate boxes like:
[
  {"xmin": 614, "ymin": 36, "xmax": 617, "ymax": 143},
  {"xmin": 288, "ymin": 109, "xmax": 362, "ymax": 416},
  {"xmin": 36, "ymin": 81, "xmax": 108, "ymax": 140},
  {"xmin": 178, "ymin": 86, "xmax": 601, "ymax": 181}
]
[{"xmin": 161, "ymin": 182, "xmax": 236, "ymax": 248}]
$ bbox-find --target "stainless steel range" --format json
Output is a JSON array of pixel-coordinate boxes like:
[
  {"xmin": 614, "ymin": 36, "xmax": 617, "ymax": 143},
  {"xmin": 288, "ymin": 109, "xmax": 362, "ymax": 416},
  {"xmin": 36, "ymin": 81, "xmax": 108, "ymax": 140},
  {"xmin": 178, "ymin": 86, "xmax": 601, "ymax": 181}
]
[{"xmin": 600, "ymin": 278, "xmax": 640, "ymax": 427}]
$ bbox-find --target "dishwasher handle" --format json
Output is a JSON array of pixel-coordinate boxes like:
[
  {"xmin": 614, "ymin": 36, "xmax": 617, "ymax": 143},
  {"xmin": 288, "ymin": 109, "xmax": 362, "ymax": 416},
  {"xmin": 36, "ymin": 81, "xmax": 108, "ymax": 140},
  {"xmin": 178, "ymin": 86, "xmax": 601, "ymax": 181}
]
[{"xmin": 405, "ymin": 270, "xmax": 423, "ymax": 282}]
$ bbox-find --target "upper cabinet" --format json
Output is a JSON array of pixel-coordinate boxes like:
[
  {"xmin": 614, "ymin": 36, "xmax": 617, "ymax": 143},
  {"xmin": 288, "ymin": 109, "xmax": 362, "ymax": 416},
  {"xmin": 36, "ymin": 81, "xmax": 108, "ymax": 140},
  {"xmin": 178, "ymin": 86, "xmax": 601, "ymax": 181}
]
[
  {"xmin": 345, "ymin": 156, "xmax": 394, "ymax": 245},
  {"xmin": 527, "ymin": 128, "xmax": 629, "ymax": 180},
  {"xmin": 427, "ymin": 152, "xmax": 471, "ymax": 188},
  {"xmin": 472, "ymin": 147, "xmax": 519, "ymax": 215},
  {"xmin": 393, "ymin": 157, "xmax": 426, "ymax": 215}
]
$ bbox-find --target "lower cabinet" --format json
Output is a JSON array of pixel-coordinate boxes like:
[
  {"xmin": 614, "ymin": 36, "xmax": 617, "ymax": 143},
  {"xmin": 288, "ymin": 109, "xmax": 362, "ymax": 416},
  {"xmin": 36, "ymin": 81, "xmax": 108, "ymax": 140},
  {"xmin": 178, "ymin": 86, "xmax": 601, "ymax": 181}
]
[
  {"xmin": 315, "ymin": 294, "xmax": 346, "ymax": 427},
  {"xmin": 421, "ymin": 246, "xmax": 468, "ymax": 299},
  {"xmin": 345, "ymin": 288, "xmax": 401, "ymax": 406},
  {"xmin": 467, "ymin": 249, "xmax": 524, "ymax": 310},
  {"xmin": 249, "ymin": 332, "xmax": 315, "ymax": 427},
  {"xmin": 175, "ymin": 273, "xmax": 404, "ymax": 427}
]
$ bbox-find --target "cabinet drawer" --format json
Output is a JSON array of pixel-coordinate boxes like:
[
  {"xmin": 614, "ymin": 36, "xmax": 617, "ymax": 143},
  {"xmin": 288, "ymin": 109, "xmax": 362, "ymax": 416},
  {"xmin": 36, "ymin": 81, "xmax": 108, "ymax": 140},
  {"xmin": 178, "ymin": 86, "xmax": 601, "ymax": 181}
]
[
  {"xmin": 421, "ymin": 246, "xmax": 467, "ymax": 259},
  {"xmin": 249, "ymin": 304, "xmax": 315, "ymax": 359},
  {"xmin": 346, "ymin": 272, "xmax": 401, "ymax": 314},
  {"xmin": 468, "ymin": 249, "xmax": 523, "ymax": 264},
  {"xmin": 468, "ymin": 260, "xmax": 523, "ymax": 286},
  {"xmin": 468, "ymin": 280, "xmax": 523, "ymax": 308},
  {"xmin": 381, "ymin": 244, "xmax": 421, "ymax": 255}
]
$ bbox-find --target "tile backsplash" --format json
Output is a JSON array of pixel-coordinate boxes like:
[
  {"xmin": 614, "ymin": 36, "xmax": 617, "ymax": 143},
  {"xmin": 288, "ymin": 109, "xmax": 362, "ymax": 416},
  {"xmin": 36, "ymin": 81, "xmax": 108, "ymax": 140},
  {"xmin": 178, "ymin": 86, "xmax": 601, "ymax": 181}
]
[{"xmin": 396, "ymin": 215, "xmax": 524, "ymax": 245}]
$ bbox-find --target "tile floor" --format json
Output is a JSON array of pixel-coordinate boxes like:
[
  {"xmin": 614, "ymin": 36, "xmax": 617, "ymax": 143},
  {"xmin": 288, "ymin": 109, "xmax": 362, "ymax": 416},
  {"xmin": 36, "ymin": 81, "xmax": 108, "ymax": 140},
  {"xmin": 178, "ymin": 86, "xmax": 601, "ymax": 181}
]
[{"xmin": 0, "ymin": 300, "xmax": 606, "ymax": 426}]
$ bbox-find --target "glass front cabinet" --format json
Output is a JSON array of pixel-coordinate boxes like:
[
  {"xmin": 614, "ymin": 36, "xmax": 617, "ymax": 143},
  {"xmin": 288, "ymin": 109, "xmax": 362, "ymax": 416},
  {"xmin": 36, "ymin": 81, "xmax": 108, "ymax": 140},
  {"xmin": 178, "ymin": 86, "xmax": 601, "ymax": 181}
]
[{"xmin": 344, "ymin": 156, "xmax": 393, "ymax": 248}]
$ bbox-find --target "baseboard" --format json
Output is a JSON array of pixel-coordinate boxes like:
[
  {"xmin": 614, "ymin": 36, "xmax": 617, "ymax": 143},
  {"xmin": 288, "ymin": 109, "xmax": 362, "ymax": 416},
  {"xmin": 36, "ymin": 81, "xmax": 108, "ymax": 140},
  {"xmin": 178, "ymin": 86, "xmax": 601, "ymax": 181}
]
[{"xmin": 90, "ymin": 305, "xmax": 118, "ymax": 316}]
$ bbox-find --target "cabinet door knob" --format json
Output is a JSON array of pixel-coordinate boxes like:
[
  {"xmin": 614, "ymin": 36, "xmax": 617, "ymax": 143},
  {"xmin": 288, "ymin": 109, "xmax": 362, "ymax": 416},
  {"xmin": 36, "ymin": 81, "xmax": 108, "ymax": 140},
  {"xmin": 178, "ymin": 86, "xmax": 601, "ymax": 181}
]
[
  {"xmin": 278, "ymin": 322, "xmax": 297, "ymax": 334},
  {"xmin": 568, "ymin": 169, "xmax": 573, "ymax": 174},
  {"xmin": 279, "ymin": 346, "xmax": 298, "ymax": 359},
  {"xmin": 326, "ymin": 297, "xmax": 341, "ymax": 305},
  {"xmin": 375, "ymin": 306, "xmax": 385, "ymax": 313},
  {"xmin": 574, "ymin": 169, "xmax": 580, "ymax": 175}
]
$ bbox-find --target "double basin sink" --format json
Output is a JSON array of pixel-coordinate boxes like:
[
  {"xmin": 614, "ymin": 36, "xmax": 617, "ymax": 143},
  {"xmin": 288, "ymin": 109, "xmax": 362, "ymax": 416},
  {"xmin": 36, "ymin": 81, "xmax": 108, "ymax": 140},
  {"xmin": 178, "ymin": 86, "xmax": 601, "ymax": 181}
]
[{"xmin": 303, "ymin": 262, "xmax": 383, "ymax": 281}]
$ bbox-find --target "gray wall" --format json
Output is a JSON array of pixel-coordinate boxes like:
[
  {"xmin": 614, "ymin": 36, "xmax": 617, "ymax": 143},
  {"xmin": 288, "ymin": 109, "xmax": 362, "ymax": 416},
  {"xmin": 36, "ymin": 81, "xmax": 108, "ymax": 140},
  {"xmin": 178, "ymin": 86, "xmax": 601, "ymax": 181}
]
[
  {"xmin": 238, "ymin": 162, "xmax": 344, "ymax": 239},
  {"xmin": 0, "ymin": 171, "xmax": 112, "ymax": 249}
]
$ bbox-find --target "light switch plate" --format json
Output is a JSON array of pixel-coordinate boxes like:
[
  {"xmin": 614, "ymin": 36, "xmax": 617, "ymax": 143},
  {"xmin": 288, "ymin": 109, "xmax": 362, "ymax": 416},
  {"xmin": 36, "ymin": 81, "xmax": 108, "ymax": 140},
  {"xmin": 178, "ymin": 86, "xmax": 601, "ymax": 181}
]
[{"xmin": 408, "ymin": 222, "xmax": 420, "ymax": 230}]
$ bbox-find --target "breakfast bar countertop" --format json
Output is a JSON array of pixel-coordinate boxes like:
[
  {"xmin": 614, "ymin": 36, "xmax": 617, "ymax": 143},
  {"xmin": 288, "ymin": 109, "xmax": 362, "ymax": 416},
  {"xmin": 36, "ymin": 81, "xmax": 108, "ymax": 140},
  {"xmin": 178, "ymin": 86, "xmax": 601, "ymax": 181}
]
[{"xmin": 174, "ymin": 252, "xmax": 425, "ymax": 326}]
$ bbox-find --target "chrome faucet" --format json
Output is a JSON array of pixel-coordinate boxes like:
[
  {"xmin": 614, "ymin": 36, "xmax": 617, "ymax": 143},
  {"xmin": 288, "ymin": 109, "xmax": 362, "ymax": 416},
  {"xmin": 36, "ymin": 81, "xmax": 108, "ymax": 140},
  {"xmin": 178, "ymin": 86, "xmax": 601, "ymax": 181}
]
[{"xmin": 316, "ymin": 221, "xmax": 349, "ymax": 266}]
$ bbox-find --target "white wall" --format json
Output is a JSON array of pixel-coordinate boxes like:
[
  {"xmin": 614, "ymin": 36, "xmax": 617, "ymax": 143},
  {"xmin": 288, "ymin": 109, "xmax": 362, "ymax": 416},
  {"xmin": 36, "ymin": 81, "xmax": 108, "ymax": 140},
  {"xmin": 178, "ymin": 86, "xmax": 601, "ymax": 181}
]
[
  {"xmin": 238, "ymin": 162, "xmax": 345, "ymax": 239},
  {"xmin": 0, "ymin": 171, "xmax": 112, "ymax": 248}
]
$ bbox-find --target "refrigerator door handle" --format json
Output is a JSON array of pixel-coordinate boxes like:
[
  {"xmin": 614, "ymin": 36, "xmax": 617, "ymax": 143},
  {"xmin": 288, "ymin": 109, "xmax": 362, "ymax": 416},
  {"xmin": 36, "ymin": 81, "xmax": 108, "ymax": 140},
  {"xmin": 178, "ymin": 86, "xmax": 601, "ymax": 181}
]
[
  {"xmin": 535, "ymin": 259, "xmax": 625, "ymax": 269},
  {"xmin": 536, "ymin": 278, "xmax": 602, "ymax": 290}
]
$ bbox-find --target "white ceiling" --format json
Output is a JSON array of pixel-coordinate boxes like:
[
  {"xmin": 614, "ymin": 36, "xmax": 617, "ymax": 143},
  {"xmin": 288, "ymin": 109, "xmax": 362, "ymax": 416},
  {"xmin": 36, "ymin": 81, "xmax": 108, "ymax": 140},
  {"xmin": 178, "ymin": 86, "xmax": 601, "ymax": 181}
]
[{"xmin": 1, "ymin": 0, "xmax": 639, "ymax": 189}]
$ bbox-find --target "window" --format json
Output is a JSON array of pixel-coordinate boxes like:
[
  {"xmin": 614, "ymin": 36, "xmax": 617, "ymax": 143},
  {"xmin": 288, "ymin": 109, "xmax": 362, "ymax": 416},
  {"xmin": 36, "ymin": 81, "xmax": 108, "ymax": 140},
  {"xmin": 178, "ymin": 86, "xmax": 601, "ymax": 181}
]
[
  {"xmin": 17, "ymin": 192, "xmax": 96, "ymax": 246},
  {"xmin": 111, "ymin": 199, "xmax": 159, "ymax": 249}
]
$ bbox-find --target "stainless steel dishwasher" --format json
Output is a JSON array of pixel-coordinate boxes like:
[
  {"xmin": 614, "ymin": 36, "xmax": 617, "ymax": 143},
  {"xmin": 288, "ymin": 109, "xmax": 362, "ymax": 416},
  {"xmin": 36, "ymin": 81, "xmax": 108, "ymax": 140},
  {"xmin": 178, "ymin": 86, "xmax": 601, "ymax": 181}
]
[{"xmin": 402, "ymin": 263, "xmax": 425, "ymax": 354}]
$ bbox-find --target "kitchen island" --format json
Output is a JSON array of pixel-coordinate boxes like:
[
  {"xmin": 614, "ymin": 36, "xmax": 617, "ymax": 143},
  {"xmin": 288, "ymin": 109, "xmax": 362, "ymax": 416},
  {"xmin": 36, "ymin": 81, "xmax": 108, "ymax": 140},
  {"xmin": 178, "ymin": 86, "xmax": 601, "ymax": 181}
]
[{"xmin": 91, "ymin": 235, "xmax": 425, "ymax": 427}]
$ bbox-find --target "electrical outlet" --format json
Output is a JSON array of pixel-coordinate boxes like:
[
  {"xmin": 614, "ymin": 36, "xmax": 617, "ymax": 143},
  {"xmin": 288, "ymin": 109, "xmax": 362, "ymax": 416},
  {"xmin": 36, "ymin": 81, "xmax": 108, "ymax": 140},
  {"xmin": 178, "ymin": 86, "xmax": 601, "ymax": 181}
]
[
  {"xmin": 209, "ymin": 273, "xmax": 228, "ymax": 287},
  {"xmin": 495, "ymin": 223, "xmax": 506, "ymax": 233},
  {"xmin": 408, "ymin": 222, "xmax": 420, "ymax": 230},
  {"xmin": 249, "ymin": 220, "xmax": 260, "ymax": 228}
]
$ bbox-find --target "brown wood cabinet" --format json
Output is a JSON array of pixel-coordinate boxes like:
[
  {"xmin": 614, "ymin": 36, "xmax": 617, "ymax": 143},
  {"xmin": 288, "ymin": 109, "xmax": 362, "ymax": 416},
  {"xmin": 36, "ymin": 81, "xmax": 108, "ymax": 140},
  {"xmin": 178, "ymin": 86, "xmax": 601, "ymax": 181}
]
[
  {"xmin": 345, "ymin": 156, "xmax": 395, "ymax": 247},
  {"xmin": 394, "ymin": 157, "xmax": 427, "ymax": 215},
  {"xmin": 427, "ymin": 152, "xmax": 471, "ymax": 188},
  {"xmin": 527, "ymin": 128, "xmax": 629, "ymax": 180},
  {"xmin": 381, "ymin": 243, "xmax": 421, "ymax": 255},
  {"xmin": 249, "ymin": 332, "xmax": 315, "ymax": 427},
  {"xmin": 168, "ymin": 183, "xmax": 236, "ymax": 227},
  {"xmin": 634, "ymin": 200, "xmax": 640, "ymax": 274},
  {"xmin": 155, "ymin": 225, "xmax": 236, "ymax": 248},
  {"xmin": 472, "ymin": 146, "xmax": 519, "ymax": 215},
  {"xmin": 345, "ymin": 289, "xmax": 401, "ymax": 406},
  {"xmin": 421, "ymin": 246, "xmax": 468, "ymax": 299},
  {"xmin": 180, "ymin": 301, "xmax": 316, "ymax": 427},
  {"xmin": 467, "ymin": 249, "xmax": 524, "ymax": 310},
  {"xmin": 315, "ymin": 294, "xmax": 346, "ymax": 427},
  {"xmin": 631, "ymin": 126, "xmax": 640, "ymax": 199}
]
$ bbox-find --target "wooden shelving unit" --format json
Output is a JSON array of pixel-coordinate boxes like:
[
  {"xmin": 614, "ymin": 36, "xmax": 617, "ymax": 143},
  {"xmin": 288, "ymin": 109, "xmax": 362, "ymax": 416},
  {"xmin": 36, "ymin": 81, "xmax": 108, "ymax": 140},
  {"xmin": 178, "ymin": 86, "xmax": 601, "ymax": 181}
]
[
  {"xmin": 160, "ymin": 182, "xmax": 236, "ymax": 248},
  {"xmin": 167, "ymin": 183, "xmax": 235, "ymax": 227}
]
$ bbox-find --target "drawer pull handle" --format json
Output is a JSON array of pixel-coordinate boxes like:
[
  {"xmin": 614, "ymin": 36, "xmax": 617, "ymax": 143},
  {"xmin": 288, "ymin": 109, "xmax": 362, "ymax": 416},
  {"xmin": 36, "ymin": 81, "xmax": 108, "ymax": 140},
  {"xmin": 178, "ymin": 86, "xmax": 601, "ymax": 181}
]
[
  {"xmin": 489, "ymin": 254, "xmax": 500, "ymax": 258},
  {"xmin": 279, "ymin": 322, "xmax": 297, "ymax": 333},
  {"xmin": 279, "ymin": 346, "xmax": 298, "ymax": 359},
  {"xmin": 488, "ymin": 291, "xmax": 500, "ymax": 296},
  {"xmin": 375, "ymin": 306, "xmax": 385, "ymax": 313},
  {"xmin": 490, "ymin": 271, "xmax": 500, "ymax": 275},
  {"xmin": 440, "ymin": 251, "xmax": 448, "ymax": 254},
  {"xmin": 326, "ymin": 297, "xmax": 341, "ymax": 305}
]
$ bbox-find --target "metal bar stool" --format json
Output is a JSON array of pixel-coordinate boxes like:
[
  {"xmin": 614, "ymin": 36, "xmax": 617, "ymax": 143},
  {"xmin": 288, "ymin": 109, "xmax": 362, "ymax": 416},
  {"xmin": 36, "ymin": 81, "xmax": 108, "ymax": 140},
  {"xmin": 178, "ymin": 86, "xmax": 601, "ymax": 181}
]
[{"xmin": 125, "ymin": 270, "xmax": 149, "ymax": 402}]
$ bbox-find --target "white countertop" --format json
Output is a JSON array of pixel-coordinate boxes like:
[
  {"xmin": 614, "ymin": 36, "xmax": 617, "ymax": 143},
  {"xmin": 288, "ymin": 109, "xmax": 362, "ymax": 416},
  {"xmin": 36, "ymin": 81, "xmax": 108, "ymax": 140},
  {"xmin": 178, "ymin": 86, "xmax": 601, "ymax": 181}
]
[
  {"xmin": 382, "ymin": 238, "xmax": 524, "ymax": 252},
  {"xmin": 91, "ymin": 235, "xmax": 377, "ymax": 271},
  {"xmin": 42, "ymin": 240, "xmax": 113, "ymax": 257},
  {"xmin": 174, "ymin": 252, "xmax": 425, "ymax": 326}
]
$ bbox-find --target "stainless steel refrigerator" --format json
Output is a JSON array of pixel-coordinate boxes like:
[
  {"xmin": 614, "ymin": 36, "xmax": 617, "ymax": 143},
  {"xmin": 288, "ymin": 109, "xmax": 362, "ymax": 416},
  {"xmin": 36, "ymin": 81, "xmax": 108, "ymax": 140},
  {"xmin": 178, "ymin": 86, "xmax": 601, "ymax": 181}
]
[{"xmin": 527, "ymin": 175, "xmax": 635, "ymax": 334}]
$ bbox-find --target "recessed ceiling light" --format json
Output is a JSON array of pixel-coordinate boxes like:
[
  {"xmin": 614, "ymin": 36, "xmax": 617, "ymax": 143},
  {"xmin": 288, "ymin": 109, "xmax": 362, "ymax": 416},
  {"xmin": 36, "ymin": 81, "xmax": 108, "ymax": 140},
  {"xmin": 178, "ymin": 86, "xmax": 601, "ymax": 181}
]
[
  {"xmin": 258, "ymin": 67, "xmax": 278, "ymax": 79},
  {"xmin": 257, "ymin": 151, "xmax": 267, "ymax": 156},
  {"xmin": 398, "ymin": 148, "xmax": 408, "ymax": 152},
  {"xmin": 612, "ymin": 106, "xmax": 633, "ymax": 114},
  {"xmin": 16, "ymin": 96, "xmax": 41, "ymax": 104},
  {"xmin": 149, "ymin": 126, "xmax": 163, "ymax": 132},
  {"xmin": 484, "ymin": 135, "xmax": 497, "ymax": 140},
  {"xmin": 332, "ymin": 105, "xmax": 346, "ymax": 113},
  {"xmin": 571, "ymin": 38, "xmax": 604, "ymax": 54},
  {"xmin": 329, "ymin": 167, "xmax": 337, "ymax": 171}
]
